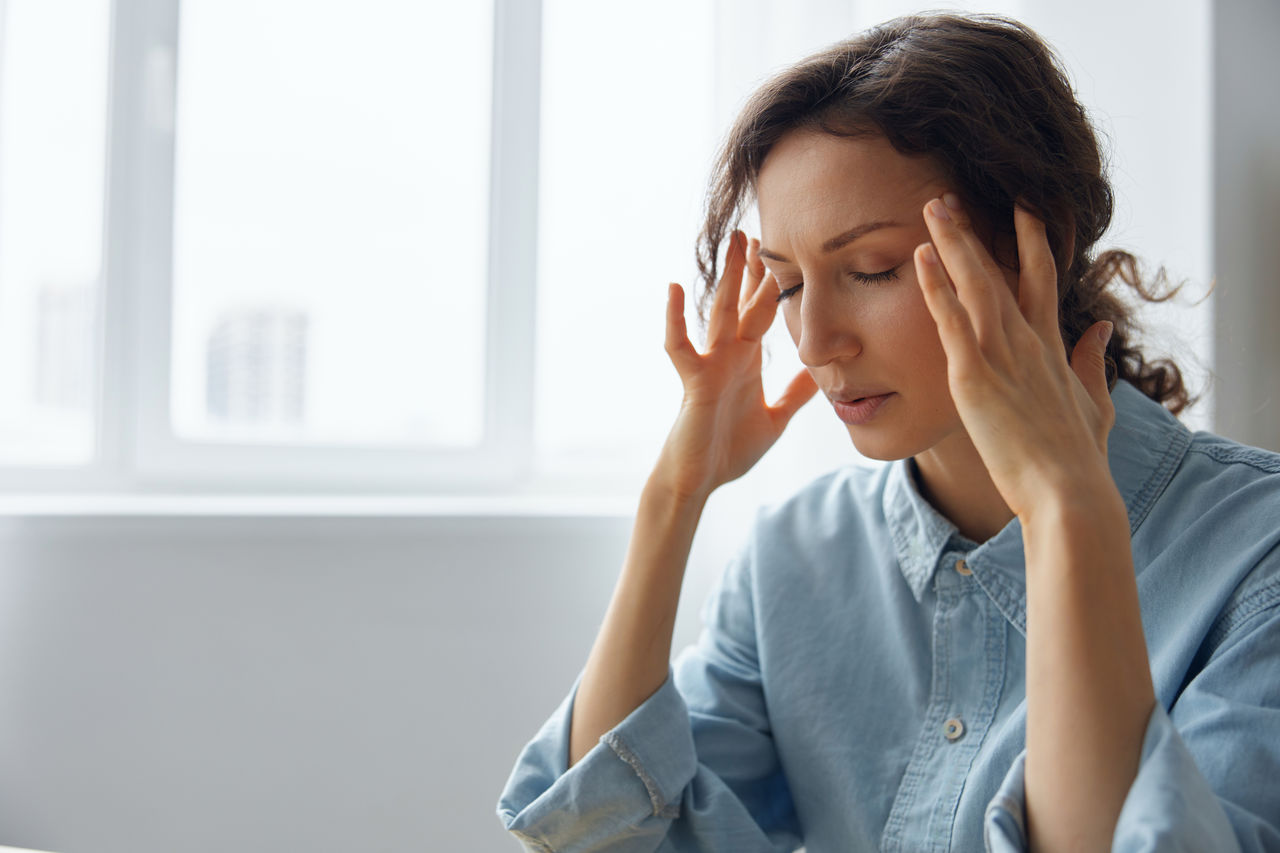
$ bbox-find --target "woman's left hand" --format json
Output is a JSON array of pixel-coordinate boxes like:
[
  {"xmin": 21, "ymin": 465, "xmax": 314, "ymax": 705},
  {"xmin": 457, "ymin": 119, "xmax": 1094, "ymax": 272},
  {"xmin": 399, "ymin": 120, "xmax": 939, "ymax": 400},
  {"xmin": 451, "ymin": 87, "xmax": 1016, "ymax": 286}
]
[{"xmin": 914, "ymin": 193, "xmax": 1117, "ymax": 520}]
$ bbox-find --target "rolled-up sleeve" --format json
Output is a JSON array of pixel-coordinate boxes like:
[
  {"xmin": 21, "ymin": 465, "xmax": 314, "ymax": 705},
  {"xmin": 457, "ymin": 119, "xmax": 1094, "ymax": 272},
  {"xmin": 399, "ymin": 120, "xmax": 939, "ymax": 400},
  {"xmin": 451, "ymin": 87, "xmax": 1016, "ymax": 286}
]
[
  {"xmin": 495, "ymin": 532, "xmax": 803, "ymax": 852},
  {"xmin": 495, "ymin": 666, "xmax": 699, "ymax": 852},
  {"xmin": 985, "ymin": 596, "xmax": 1280, "ymax": 852}
]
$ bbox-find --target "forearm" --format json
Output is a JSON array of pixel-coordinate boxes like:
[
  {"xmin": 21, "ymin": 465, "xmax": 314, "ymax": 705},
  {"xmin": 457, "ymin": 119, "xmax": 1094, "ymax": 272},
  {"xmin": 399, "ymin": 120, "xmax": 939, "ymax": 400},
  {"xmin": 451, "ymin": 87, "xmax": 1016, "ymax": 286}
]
[
  {"xmin": 1022, "ymin": 480, "xmax": 1156, "ymax": 852},
  {"xmin": 567, "ymin": 471, "xmax": 708, "ymax": 769}
]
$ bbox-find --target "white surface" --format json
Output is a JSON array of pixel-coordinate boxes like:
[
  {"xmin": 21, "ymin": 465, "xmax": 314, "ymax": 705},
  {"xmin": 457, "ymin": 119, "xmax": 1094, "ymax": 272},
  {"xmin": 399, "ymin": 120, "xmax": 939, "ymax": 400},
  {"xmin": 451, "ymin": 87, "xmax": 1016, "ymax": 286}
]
[{"xmin": 0, "ymin": 513, "xmax": 635, "ymax": 853}]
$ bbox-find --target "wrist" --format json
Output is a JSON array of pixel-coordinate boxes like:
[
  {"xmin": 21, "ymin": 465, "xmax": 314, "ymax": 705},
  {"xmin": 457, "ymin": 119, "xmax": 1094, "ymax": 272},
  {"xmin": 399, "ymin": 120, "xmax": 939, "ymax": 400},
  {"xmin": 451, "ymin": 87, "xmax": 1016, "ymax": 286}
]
[
  {"xmin": 1021, "ymin": 474, "xmax": 1128, "ymax": 542},
  {"xmin": 1021, "ymin": 493, "xmax": 1132, "ymax": 585},
  {"xmin": 643, "ymin": 465, "xmax": 711, "ymax": 514}
]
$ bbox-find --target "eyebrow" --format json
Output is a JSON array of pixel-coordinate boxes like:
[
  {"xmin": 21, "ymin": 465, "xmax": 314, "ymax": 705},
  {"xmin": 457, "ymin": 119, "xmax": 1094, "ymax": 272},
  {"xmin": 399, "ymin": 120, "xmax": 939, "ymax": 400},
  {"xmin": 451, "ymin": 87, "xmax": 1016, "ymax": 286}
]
[{"xmin": 756, "ymin": 220, "xmax": 901, "ymax": 264}]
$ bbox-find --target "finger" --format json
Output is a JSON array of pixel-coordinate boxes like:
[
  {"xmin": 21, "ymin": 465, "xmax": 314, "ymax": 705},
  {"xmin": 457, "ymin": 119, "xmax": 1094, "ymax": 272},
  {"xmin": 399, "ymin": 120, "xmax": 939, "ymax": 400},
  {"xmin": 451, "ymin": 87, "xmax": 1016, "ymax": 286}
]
[
  {"xmin": 664, "ymin": 282, "xmax": 699, "ymax": 375},
  {"xmin": 709, "ymin": 230, "xmax": 747, "ymax": 346},
  {"xmin": 740, "ymin": 237, "xmax": 765, "ymax": 317},
  {"xmin": 923, "ymin": 195, "xmax": 1017, "ymax": 358},
  {"xmin": 914, "ymin": 242, "xmax": 984, "ymax": 379},
  {"xmin": 1069, "ymin": 320, "xmax": 1116, "ymax": 426},
  {"xmin": 739, "ymin": 271, "xmax": 780, "ymax": 342},
  {"xmin": 768, "ymin": 368, "xmax": 820, "ymax": 426},
  {"xmin": 1014, "ymin": 203, "xmax": 1060, "ymax": 342}
]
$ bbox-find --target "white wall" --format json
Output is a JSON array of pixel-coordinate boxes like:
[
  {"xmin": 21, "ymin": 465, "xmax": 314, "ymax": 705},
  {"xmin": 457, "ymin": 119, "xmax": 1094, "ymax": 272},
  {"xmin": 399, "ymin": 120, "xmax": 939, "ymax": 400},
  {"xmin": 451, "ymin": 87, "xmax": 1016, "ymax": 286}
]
[
  {"xmin": 0, "ymin": 512, "xmax": 629, "ymax": 852},
  {"xmin": 1213, "ymin": 0, "xmax": 1280, "ymax": 451}
]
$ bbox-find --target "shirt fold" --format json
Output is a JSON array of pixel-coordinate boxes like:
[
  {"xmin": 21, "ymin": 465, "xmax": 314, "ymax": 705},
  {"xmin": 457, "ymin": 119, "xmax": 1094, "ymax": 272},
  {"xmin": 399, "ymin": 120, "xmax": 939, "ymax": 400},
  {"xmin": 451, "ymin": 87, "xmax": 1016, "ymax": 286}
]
[
  {"xmin": 496, "ymin": 667, "xmax": 698, "ymax": 852},
  {"xmin": 984, "ymin": 702, "xmax": 1241, "ymax": 852}
]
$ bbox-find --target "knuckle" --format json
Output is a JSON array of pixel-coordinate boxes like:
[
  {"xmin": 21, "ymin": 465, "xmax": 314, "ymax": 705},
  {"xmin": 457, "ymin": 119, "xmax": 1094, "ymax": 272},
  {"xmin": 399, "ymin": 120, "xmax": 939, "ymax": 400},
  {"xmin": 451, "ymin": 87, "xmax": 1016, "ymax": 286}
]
[
  {"xmin": 943, "ymin": 311, "xmax": 970, "ymax": 335},
  {"xmin": 1009, "ymin": 323, "xmax": 1039, "ymax": 350},
  {"xmin": 951, "ymin": 370, "xmax": 988, "ymax": 398}
]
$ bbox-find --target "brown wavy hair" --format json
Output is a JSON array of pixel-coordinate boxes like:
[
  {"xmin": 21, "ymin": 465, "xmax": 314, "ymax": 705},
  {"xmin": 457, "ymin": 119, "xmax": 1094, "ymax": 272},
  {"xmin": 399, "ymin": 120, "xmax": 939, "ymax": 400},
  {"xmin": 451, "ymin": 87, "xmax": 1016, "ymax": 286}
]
[{"xmin": 696, "ymin": 12, "xmax": 1194, "ymax": 414}]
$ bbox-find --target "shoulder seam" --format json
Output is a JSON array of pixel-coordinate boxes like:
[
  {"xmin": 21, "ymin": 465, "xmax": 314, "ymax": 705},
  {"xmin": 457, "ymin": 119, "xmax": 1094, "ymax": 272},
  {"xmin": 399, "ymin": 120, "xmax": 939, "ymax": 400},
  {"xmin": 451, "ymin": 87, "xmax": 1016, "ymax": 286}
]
[
  {"xmin": 1206, "ymin": 572, "xmax": 1280, "ymax": 649},
  {"xmin": 1127, "ymin": 425, "xmax": 1192, "ymax": 534},
  {"xmin": 1186, "ymin": 441, "xmax": 1280, "ymax": 475}
]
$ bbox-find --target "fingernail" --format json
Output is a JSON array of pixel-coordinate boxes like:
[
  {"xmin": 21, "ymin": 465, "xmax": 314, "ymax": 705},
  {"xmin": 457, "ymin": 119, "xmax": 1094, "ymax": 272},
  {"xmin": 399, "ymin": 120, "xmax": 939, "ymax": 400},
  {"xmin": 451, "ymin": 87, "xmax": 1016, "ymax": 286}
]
[
  {"xmin": 943, "ymin": 192, "xmax": 962, "ymax": 211},
  {"xmin": 1098, "ymin": 321, "xmax": 1114, "ymax": 345},
  {"xmin": 928, "ymin": 199, "xmax": 951, "ymax": 221},
  {"xmin": 920, "ymin": 243, "xmax": 939, "ymax": 265}
]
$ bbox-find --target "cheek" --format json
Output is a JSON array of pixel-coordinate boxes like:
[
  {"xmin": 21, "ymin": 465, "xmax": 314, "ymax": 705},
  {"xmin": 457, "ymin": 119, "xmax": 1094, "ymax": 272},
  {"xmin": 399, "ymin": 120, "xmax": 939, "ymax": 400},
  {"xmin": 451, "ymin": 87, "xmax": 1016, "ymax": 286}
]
[
  {"xmin": 782, "ymin": 303, "xmax": 802, "ymax": 347},
  {"xmin": 882, "ymin": 281, "xmax": 950, "ymax": 379}
]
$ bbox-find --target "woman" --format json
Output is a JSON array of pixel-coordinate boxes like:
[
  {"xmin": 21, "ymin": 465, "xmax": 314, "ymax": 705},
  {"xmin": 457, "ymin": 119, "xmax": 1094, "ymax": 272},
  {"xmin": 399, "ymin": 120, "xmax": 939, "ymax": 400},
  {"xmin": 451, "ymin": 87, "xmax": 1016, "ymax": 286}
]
[{"xmin": 497, "ymin": 13, "xmax": 1280, "ymax": 851}]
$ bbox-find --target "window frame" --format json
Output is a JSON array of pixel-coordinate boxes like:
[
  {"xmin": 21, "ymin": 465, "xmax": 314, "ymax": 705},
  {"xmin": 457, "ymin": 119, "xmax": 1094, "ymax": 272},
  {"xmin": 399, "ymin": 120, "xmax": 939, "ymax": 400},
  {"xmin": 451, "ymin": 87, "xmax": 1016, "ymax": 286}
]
[{"xmin": 0, "ymin": 0, "xmax": 542, "ymax": 493}]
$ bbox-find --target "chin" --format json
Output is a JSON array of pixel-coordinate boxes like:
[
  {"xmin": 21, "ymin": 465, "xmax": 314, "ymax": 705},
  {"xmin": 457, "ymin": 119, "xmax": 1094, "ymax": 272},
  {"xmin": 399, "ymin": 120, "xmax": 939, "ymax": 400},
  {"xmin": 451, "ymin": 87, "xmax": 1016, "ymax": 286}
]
[{"xmin": 843, "ymin": 428, "xmax": 924, "ymax": 463}]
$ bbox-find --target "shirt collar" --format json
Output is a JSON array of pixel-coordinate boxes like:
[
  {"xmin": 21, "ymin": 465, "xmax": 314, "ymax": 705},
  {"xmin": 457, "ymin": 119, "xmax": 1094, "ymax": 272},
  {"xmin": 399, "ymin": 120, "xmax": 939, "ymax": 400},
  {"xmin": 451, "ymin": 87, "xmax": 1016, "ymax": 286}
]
[{"xmin": 880, "ymin": 380, "xmax": 1193, "ymax": 633}]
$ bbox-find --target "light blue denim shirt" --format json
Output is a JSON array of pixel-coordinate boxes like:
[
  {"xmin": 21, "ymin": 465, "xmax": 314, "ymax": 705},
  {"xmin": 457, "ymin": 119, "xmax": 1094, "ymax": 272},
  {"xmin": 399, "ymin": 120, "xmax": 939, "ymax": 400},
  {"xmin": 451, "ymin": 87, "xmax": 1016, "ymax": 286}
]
[{"xmin": 497, "ymin": 380, "xmax": 1280, "ymax": 851}]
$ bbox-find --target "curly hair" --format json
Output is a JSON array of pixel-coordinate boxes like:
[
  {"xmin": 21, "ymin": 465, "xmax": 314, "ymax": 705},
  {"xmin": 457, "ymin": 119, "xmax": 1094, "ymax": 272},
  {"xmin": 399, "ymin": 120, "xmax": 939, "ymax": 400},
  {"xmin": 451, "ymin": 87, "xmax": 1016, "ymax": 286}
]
[{"xmin": 696, "ymin": 12, "xmax": 1194, "ymax": 414}]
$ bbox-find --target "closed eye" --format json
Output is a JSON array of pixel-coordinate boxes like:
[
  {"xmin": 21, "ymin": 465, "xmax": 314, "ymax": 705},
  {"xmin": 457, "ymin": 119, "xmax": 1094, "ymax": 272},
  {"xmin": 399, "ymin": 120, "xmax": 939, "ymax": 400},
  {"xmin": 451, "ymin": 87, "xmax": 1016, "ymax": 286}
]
[
  {"xmin": 775, "ymin": 266, "xmax": 901, "ymax": 302},
  {"xmin": 852, "ymin": 267, "xmax": 901, "ymax": 285}
]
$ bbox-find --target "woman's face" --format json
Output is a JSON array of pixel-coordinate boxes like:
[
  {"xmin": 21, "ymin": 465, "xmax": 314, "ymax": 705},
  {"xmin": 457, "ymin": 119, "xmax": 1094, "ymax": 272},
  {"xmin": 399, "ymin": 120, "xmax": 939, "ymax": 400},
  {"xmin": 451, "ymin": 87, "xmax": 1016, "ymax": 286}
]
[{"xmin": 756, "ymin": 130, "xmax": 1014, "ymax": 462}]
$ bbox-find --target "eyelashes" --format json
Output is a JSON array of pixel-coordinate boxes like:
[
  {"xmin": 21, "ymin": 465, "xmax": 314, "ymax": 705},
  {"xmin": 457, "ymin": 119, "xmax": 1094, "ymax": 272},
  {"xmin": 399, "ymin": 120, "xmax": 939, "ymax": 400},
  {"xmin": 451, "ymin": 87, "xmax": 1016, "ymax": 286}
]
[
  {"xmin": 775, "ymin": 284, "xmax": 802, "ymax": 302},
  {"xmin": 775, "ymin": 266, "xmax": 901, "ymax": 303}
]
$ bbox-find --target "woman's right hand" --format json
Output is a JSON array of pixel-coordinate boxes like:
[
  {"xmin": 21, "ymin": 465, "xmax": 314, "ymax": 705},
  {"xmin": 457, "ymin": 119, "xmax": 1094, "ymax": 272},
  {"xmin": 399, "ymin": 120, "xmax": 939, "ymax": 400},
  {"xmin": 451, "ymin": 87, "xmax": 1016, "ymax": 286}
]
[{"xmin": 657, "ymin": 230, "xmax": 820, "ymax": 503}]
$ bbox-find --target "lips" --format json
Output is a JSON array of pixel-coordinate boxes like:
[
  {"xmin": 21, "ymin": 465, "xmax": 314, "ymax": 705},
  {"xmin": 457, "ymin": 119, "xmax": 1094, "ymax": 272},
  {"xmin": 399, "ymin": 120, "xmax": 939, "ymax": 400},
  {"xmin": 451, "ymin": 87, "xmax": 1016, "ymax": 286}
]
[
  {"xmin": 824, "ymin": 391, "xmax": 896, "ymax": 425},
  {"xmin": 828, "ymin": 387, "xmax": 893, "ymax": 404}
]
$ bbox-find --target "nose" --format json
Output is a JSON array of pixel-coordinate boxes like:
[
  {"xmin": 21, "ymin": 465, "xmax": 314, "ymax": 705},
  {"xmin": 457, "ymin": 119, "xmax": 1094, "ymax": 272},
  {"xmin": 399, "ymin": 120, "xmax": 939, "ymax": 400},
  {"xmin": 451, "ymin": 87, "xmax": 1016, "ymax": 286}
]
[{"xmin": 794, "ymin": 275, "xmax": 862, "ymax": 369}]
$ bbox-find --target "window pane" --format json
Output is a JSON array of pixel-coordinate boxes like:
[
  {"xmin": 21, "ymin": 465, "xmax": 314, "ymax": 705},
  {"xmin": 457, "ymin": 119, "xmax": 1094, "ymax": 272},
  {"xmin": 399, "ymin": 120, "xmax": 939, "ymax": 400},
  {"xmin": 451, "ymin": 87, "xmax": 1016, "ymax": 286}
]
[
  {"xmin": 171, "ymin": 0, "xmax": 492, "ymax": 447},
  {"xmin": 0, "ymin": 0, "xmax": 108, "ymax": 466},
  {"xmin": 535, "ymin": 0, "xmax": 716, "ymax": 471}
]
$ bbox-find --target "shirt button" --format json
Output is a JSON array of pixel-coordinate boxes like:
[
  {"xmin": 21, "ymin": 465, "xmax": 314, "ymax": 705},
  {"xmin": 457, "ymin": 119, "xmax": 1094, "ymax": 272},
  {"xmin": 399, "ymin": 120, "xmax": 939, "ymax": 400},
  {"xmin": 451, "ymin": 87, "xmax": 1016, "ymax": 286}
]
[
  {"xmin": 954, "ymin": 558, "xmax": 972, "ymax": 576},
  {"xmin": 943, "ymin": 717, "xmax": 965, "ymax": 741}
]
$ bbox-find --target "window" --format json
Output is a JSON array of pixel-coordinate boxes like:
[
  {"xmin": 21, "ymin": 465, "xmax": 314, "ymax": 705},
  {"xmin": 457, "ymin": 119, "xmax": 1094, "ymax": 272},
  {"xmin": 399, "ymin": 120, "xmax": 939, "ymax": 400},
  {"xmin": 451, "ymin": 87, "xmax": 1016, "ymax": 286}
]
[
  {"xmin": 0, "ymin": 0, "xmax": 109, "ymax": 468},
  {"xmin": 2, "ymin": 0, "xmax": 532, "ymax": 492},
  {"xmin": 0, "ymin": 0, "xmax": 1215, "ymax": 495},
  {"xmin": 170, "ymin": 1, "xmax": 491, "ymax": 449}
]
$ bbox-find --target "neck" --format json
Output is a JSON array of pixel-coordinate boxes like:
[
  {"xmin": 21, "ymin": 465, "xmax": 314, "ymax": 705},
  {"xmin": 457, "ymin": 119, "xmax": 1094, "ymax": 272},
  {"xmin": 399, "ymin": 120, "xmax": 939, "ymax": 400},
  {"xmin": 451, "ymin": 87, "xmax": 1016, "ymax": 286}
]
[{"xmin": 912, "ymin": 432, "xmax": 1014, "ymax": 544}]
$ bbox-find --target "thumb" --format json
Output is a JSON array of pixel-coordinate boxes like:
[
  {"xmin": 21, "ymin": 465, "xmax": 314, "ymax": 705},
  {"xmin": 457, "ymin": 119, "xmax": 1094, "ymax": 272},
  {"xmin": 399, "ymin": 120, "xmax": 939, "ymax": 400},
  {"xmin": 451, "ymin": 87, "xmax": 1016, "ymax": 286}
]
[{"xmin": 1069, "ymin": 320, "xmax": 1114, "ymax": 411}]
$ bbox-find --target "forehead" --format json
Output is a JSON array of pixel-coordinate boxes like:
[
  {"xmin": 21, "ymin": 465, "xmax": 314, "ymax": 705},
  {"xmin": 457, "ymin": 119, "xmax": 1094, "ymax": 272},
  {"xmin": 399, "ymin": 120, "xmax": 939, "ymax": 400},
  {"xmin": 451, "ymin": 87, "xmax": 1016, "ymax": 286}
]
[{"xmin": 755, "ymin": 130, "xmax": 944, "ymax": 242}]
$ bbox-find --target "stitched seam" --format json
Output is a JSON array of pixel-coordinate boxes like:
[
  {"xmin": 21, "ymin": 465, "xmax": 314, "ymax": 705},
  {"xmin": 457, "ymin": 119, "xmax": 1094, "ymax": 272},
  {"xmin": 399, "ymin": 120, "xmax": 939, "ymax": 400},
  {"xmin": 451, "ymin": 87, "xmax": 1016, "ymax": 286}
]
[
  {"xmin": 1206, "ymin": 575, "xmax": 1280, "ymax": 649},
  {"xmin": 604, "ymin": 731, "xmax": 680, "ymax": 820},
  {"xmin": 887, "ymin": 516, "xmax": 918, "ymax": 594},
  {"xmin": 1187, "ymin": 441, "xmax": 1280, "ymax": 474},
  {"xmin": 885, "ymin": 475, "xmax": 930, "ymax": 599},
  {"xmin": 507, "ymin": 827, "xmax": 556, "ymax": 853},
  {"xmin": 1127, "ymin": 426, "xmax": 1192, "ymax": 534},
  {"xmin": 973, "ymin": 566, "xmax": 1027, "ymax": 637},
  {"xmin": 882, "ymin": 583, "xmax": 954, "ymax": 848},
  {"xmin": 932, "ymin": 595, "xmax": 1009, "ymax": 852}
]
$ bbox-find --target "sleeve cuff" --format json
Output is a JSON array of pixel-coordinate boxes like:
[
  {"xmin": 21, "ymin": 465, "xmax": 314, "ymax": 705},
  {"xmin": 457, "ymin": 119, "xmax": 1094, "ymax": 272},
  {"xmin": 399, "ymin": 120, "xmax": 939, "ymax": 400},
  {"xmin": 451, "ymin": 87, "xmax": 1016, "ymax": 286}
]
[
  {"xmin": 983, "ymin": 746, "xmax": 1028, "ymax": 852},
  {"xmin": 496, "ymin": 667, "xmax": 697, "ymax": 851},
  {"xmin": 983, "ymin": 703, "xmax": 1237, "ymax": 852}
]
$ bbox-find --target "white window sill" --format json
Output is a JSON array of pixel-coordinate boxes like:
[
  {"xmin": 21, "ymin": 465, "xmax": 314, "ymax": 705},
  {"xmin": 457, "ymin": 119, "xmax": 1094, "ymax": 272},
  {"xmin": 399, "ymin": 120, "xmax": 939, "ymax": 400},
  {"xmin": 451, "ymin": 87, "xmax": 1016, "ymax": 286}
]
[{"xmin": 0, "ymin": 492, "xmax": 639, "ymax": 518}]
